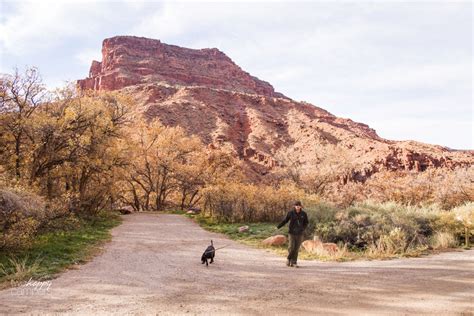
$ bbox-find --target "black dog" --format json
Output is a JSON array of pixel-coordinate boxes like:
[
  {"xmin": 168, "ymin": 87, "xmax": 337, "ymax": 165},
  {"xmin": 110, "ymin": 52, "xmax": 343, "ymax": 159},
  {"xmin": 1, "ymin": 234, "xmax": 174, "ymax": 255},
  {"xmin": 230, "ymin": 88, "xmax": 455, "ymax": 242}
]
[{"xmin": 201, "ymin": 240, "xmax": 215, "ymax": 266}]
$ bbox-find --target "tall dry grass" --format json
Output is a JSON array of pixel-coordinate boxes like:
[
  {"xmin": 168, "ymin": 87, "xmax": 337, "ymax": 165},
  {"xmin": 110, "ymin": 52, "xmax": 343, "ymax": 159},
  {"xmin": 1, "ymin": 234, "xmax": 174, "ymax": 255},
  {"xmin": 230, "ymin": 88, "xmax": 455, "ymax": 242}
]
[{"xmin": 0, "ymin": 256, "xmax": 41, "ymax": 284}]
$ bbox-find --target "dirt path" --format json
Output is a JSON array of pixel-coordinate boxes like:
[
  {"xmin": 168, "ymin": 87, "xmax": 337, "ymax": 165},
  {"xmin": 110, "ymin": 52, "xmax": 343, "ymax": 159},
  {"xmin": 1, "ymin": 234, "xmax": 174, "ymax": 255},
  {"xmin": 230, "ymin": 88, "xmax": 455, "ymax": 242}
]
[{"xmin": 0, "ymin": 213, "xmax": 473, "ymax": 315}]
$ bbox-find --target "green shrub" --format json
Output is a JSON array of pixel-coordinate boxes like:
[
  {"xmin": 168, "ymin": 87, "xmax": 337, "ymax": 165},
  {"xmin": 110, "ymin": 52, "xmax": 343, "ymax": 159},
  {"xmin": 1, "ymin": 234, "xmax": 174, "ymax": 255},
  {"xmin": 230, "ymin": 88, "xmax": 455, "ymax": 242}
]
[
  {"xmin": 308, "ymin": 201, "xmax": 461, "ymax": 254},
  {"xmin": 303, "ymin": 202, "xmax": 338, "ymax": 239}
]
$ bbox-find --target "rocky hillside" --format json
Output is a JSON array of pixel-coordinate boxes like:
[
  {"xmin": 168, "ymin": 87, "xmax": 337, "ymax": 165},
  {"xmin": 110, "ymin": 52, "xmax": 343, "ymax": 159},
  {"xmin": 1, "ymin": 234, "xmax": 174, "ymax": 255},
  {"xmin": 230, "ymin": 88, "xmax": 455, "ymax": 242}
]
[{"xmin": 77, "ymin": 36, "xmax": 473, "ymax": 180}]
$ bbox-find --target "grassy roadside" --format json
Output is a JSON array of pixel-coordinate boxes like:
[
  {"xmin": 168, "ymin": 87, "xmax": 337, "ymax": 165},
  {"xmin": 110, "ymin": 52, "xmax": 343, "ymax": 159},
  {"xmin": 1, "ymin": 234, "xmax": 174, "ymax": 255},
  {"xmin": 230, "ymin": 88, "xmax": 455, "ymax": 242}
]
[
  {"xmin": 194, "ymin": 215, "xmax": 286, "ymax": 246},
  {"xmin": 0, "ymin": 211, "xmax": 122, "ymax": 289},
  {"xmin": 190, "ymin": 214, "xmax": 456, "ymax": 262},
  {"xmin": 192, "ymin": 215, "xmax": 356, "ymax": 261}
]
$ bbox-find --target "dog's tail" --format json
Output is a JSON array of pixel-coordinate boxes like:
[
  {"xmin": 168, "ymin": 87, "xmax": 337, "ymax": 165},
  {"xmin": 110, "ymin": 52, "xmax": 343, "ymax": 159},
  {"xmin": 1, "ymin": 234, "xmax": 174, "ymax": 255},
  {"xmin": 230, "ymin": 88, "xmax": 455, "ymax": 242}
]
[{"xmin": 211, "ymin": 240, "xmax": 213, "ymax": 246}]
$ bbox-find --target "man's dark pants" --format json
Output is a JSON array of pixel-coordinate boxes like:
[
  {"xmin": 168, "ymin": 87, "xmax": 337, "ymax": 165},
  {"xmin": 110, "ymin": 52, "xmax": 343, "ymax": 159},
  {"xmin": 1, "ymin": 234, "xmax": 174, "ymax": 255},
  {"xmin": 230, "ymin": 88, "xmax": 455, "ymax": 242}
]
[{"xmin": 288, "ymin": 233, "xmax": 304, "ymax": 264}]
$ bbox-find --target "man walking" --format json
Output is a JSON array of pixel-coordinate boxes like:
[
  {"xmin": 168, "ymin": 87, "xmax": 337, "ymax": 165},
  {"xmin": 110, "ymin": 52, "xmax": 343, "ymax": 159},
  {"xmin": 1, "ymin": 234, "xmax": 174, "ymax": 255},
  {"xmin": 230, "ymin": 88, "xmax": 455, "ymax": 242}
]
[{"xmin": 277, "ymin": 201, "xmax": 309, "ymax": 268}]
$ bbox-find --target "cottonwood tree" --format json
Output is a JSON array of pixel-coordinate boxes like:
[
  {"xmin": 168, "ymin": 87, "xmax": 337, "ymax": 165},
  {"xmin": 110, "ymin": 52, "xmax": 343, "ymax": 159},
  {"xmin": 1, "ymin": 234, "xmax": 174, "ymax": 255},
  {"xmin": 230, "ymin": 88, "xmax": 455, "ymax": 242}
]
[
  {"xmin": 175, "ymin": 145, "xmax": 241, "ymax": 210},
  {"xmin": 120, "ymin": 119, "xmax": 240, "ymax": 211},
  {"xmin": 122, "ymin": 121, "xmax": 203, "ymax": 211},
  {"xmin": 14, "ymin": 84, "xmax": 136, "ymax": 212},
  {"xmin": 0, "ymin": 67, "xmax": 48, "ymax": 178},
  {"xmin": 279, "ymin": 145, "xmax": 358, "ymax": 195}
]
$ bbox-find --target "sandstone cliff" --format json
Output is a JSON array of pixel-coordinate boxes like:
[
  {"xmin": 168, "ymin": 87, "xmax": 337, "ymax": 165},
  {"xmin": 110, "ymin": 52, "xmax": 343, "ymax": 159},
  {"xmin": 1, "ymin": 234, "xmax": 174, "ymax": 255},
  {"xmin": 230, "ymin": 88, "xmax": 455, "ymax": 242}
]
[{"xmin": 77, "ymin": 36, "xmax": 473, "ymax": 180}]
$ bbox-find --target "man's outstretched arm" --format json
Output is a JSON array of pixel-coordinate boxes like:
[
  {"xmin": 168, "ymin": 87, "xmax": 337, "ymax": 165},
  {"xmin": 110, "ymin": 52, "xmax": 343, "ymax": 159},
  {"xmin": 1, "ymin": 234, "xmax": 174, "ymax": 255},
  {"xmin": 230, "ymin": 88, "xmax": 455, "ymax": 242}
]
[{"xmin": 277, "ymin": 212, "xmax": 291, "ymax": 229}]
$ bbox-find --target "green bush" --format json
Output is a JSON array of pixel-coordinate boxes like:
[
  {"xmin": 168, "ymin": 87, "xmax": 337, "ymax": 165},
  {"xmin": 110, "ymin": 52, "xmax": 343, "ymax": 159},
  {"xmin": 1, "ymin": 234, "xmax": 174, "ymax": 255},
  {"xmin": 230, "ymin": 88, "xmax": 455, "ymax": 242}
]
[
  {"xmin": 303, "ymin": 202, "xmax": 338, "ymax": 240},
  {"xmin": 306, "ymin": 201, "xmax": 465, "ymax": 254}
]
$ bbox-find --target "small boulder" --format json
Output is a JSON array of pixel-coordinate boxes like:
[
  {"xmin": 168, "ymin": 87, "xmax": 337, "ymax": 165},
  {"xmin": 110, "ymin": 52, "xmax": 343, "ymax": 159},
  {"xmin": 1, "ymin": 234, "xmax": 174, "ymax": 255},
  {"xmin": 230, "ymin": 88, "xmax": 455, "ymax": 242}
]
[
  {"xmin": 238, "ymin": 225, "xmax": 249, "ymax": 233},
  {"xmin": 302, "ymin": 237, "xmax": 339, "ymax": 254},
  {"xmin": 117, "ymin": 205, "xmax": 134, "ymax": 215},
  {"xmin": 302, "ymin": 239, "xmax": 316, "ymax": 253},
  {"xmin": 262, "ymin": 235, "xmax": 287, "ymax": 246},
  {"xmin": 187, "ymin": 207, "xmax": 201, "ymax": 214}
]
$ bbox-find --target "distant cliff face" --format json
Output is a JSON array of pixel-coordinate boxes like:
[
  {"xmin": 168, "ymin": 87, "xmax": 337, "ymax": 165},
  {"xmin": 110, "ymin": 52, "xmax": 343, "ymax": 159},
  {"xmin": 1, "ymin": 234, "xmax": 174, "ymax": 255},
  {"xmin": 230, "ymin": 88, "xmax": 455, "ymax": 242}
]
[
  {"xmin": 77, "ymin": 36, "xmax": 284, "ymax": 98},
  {"xmin": 77, "ymin": 36, "xmax": 474, "ymax": 180}
]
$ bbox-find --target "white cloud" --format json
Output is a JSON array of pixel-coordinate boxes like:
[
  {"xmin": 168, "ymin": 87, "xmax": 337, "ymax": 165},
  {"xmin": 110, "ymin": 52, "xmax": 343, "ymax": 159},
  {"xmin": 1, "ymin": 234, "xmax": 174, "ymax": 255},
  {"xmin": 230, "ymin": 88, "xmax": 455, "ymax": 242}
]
[
  {"xmin": 0, "ymin": 0, "xmax": 146, "ymax": 55},
  {"xmin": 75, "ymin": 49, "xmax": 102, "ymax": 67},
  {"xmin": 1, "ymin": 1, "xmax": 89, "ymax": 54}
]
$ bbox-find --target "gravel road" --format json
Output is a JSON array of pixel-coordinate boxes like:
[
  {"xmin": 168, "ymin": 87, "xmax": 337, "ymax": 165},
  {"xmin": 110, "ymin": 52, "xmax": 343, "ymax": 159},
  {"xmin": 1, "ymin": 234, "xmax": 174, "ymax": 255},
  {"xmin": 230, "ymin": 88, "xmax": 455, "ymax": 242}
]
[{"xmin": 0, "ymin": 213, "xmax": 473, "ymax": 315}]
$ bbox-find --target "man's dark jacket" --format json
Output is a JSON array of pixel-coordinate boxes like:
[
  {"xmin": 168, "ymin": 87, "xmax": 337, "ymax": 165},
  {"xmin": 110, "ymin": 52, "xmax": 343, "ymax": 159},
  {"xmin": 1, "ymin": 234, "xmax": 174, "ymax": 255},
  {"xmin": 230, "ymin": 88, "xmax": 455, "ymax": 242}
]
[{"xmin": 277, "ymin": 209, "xmax": 309, "ymax": 235}]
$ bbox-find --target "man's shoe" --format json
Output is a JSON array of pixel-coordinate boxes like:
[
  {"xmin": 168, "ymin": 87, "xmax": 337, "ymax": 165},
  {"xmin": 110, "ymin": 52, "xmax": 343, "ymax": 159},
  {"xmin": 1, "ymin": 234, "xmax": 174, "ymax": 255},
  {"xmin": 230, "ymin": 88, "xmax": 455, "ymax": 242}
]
[
  {"xmin": 286, "ymin": 260, "xmax": 291, "ymax": 267},
  {"xmin": 294, "ymin": 263, "xmax": 299, "ymax": 268},
  {"xmin": 289, "ymin": 262, "xmax": 294, "ymax": 267}
]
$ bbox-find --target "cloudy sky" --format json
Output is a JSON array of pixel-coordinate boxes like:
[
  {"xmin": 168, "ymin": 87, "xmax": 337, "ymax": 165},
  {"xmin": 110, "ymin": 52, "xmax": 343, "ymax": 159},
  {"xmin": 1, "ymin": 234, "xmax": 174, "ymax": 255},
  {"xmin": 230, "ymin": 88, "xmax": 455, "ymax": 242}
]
[{"xmin": 1, "ymin": 0, "xmax": 472, "ymax": 149}]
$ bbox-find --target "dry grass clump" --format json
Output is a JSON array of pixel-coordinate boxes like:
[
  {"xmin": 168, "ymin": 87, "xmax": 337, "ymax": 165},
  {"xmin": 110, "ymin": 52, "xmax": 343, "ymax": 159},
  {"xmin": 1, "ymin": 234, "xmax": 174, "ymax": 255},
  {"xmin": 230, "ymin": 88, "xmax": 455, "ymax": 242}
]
[{"xmin": 429, "ymin": 232, "xmax": 458, "ymax": 249}]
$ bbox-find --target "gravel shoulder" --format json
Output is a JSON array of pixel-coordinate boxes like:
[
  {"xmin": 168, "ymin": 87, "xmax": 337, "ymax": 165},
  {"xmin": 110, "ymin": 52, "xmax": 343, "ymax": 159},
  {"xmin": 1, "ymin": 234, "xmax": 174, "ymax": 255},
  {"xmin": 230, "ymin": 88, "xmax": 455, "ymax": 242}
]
[{"xmin": 0, "ymin": 213, "xmax": 473, "ymax": 315}]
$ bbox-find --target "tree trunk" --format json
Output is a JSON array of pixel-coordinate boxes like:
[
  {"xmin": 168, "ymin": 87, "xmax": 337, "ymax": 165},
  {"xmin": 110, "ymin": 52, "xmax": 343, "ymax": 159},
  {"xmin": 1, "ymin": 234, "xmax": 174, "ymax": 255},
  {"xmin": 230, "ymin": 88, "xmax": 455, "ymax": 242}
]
[
  {"xmin": 15, "ymin": 134, "xmax": 21, "ymax": 179},
  {"xmin": 180, "ymin": 188, "xmax": 188, "ymax": 210},
  {"xmin": 466, "ymin": 227, "xmax": 470, "ymax": 248},
  {"xmin": 46, "ymin": 169, "xmax": 53, "ymax": 200}
]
